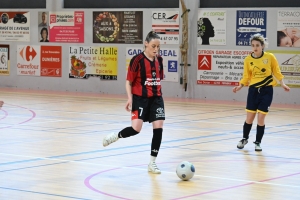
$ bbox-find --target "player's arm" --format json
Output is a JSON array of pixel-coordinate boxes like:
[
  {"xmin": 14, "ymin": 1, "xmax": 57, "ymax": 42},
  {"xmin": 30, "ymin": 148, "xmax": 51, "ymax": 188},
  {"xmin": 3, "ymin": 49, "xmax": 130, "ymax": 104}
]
[
  {"xmin": 125, "ymin": 80, "xmax": 133, "ymax": 112},
  {"xmin": 233, "ymin": 59, "xmax": 249, "ymax": 93},
  {"xmin": 270, "ymin": 54, "xmax": 290, "ymax": 91},
  {"xmin": 125, "ymin": 56, "xmax": 139, "ymax": 111}
]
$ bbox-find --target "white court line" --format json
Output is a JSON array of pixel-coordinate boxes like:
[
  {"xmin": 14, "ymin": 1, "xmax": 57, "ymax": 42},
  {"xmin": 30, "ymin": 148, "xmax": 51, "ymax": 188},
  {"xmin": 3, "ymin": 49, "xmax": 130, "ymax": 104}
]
[
  {"xmin": 2, "ymin": 119, "xmax": 300, "ymax": 142},
  {"xmin": 0, "ymin": 152, "xmax": 299, "ymax": 189},
  {"xmin": 3, "ymin": 115, "xmax": 299, "ymax": 131}
]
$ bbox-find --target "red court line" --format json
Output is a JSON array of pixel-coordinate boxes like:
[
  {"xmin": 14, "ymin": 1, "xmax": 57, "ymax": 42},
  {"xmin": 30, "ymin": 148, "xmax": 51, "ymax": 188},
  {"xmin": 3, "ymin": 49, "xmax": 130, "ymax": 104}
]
[
  {"xmin": 85, "ymin": 161, "xmax": 300, "ymax": 199},
  {"xmin": 172, "ymin": 171, "xmax": 300, "ymax": 199},
  {"xmin": 0, "ymin": 109, "xmax": 8, "ymax": 121},
  {"xmin": 0, "ymin": 104, "xmax": 36, "ymax": 129}
]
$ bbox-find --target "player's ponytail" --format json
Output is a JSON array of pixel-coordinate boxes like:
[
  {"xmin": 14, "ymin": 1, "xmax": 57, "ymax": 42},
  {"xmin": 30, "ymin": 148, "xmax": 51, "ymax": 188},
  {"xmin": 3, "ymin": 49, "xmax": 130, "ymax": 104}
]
[{"xmin": 145, "ymin": 31, "xmax": 160, "ymax": 43}]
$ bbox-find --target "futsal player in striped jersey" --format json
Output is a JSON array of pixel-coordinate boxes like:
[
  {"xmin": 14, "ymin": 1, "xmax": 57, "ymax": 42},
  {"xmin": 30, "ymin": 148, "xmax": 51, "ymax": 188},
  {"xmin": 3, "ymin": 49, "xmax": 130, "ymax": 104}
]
[
  {"xmin": 103, "ymin": 31, "xmax": 165, "ymax": 174},
  {"xmin": 233, "ymin": 33, "xmax": 290, "ymax": 151}
]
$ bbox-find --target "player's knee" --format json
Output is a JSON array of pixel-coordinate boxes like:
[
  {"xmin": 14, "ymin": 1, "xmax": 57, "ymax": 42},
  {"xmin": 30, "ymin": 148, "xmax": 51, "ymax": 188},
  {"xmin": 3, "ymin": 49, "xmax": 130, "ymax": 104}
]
[{"xmin": 132, "ymin": 126, "xmax": 141, "ymax": 133}]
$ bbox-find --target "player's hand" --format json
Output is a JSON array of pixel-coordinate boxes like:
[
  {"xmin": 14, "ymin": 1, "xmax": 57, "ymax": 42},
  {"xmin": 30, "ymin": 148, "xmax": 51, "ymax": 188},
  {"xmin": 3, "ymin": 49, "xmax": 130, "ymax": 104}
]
[
  {"xmin": 282, "ymin": 84, "xmax": 290, "ymax": 92},
  {"xmin": 232, "ymin": 85, "xmax": 243, "ymax": 93},
  {"xmin": 125, "ymin": 99, "xmax": 132, "ymax": 112}
]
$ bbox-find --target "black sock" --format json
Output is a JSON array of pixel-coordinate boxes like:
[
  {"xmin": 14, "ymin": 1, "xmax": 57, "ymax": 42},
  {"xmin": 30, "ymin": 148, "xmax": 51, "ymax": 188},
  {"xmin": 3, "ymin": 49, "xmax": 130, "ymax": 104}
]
[
  {"xmin": 243, "ymin": 122, "xmax": 252, "ymax": 139},
  {"xmin": 255, "ymin": 125, "xmax": 265, "ymax": 143},
  {"xmin": 150, "ymin": 128, "xmax": 163, "ymax": 157},
  {"xmin": 118, "ymin": 127, "xmax": 139, "ymax": 138}
]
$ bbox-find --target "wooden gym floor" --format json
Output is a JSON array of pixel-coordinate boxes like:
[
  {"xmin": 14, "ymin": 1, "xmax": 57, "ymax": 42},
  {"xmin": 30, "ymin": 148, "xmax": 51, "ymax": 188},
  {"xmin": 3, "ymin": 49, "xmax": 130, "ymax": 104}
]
[{"xmin": 0, "ymin": 88, "xmax": 299, "ymax": 200}]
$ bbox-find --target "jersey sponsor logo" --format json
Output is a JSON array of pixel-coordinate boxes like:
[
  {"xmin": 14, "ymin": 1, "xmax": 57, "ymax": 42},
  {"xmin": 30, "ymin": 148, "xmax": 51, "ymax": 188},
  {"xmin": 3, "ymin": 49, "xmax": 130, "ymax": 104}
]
[
  {"xmin": 144, "ymin": 80, "xmax": 161, "ymax": 86},
  {"xmin": 262, "ymin": 59, "xmax": 268, "ymax": 64}
]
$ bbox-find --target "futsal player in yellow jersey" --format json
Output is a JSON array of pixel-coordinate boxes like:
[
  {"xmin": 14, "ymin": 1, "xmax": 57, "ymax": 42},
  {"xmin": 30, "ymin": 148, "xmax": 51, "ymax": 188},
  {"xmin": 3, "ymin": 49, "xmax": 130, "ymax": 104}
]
[{"xmin": 232, "ymin": 33, "xmax": 290, "ymax": 151}]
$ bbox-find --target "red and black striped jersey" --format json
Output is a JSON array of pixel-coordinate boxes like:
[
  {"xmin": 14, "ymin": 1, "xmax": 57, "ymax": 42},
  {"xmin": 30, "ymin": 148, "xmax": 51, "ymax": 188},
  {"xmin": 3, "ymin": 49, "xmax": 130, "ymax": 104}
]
[{"xmin": 127, "ymin": 52, "xmax": 164, "ymax": 97}]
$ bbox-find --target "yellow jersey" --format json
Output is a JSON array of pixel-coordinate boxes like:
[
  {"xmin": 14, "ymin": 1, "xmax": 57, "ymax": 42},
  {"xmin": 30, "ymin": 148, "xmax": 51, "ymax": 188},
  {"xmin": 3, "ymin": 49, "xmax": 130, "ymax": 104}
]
[{"xmin": 240, "ymin": 52, "xmax": 284, "ymax": 88}]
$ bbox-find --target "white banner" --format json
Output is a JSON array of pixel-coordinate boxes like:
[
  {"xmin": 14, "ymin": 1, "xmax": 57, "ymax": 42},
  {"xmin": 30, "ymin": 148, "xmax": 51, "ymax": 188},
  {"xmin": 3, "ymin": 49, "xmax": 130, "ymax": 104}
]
[
  {"xmin": 17, "ymin": 46, "xmax": 41, "ymax": 76},
  {"xmin": 126, "ymin": 47, "xmax": 179, "ymax": 82},
  {"xmin": 269, "ymin": 50, "xmax": 300, "ymax": 88},
  {"xmin": 277, "ymin": 10, "xmax": 300, "ymax": 48},
  {"xmin": 0, "ymin": 12, "xmax": 30, "ymax": 41},
  {"xmin": 197, "ymin": 10, "xmax": 226, "ymax": 45},
  {"xmin": 197, "ymin": 49, "xmax": 252, "ymax": 85},
  {"xmin": 152, "ymin": 11, "xmax": 179, "ymax": 44}
]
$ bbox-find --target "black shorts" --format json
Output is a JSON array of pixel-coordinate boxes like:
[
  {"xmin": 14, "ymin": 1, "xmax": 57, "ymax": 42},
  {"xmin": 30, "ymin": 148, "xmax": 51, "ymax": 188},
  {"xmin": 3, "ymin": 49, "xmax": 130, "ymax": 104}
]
[
  {"xmin": 131, "ymin": 94, "xmax": 165, "ymax": 123},
  {"xmin": 246, "ymin": 86, "xmax": 273, "ymax": 114}
]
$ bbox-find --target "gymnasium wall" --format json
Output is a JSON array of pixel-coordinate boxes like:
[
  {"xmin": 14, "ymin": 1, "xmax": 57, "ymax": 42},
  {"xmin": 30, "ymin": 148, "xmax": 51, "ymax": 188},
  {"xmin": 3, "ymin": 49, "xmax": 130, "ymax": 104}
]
[{"xmin": 0, "ymin": 0, "xmax": 299, "ymax": 104}]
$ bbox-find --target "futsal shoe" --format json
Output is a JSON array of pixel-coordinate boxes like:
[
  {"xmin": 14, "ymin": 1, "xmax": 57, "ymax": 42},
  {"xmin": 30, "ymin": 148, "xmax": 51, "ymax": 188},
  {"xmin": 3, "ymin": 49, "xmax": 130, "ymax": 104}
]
[
  {"xmin": 237, "ymin": 138, "xmax": 248, "ymax": 149},
  {"xmin": 254, "ymin": 142, "xmax": 262, "ymax": 151},
  {"xmin": 103, "ymin": 132, "xmax": 119, "ymax": 147},
  {"xmin": 148, "ymin": 161, "xmax": 161, "ymax": 174}
]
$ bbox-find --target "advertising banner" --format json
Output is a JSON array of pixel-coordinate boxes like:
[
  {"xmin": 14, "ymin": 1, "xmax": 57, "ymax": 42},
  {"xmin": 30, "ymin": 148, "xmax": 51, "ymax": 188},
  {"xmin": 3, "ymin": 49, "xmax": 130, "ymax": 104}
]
[
  {"xmin": 269, "ymin": 50, "xmax": 300, "ymax": 88},
  {"xmin": 197, "ymin": 10, "xmax": 226, "ymax": 45},
  {"xmin": 0, "ymin": 12, "xmax": 30, "ymax": 41},
  {"xmin": 0, "ymin": 44, "xmax": 9, "ymax": 75},
  {"xmin": 277, "ymin": 10, "xmax": 300, "ymax": 47},
  {"xmin": 93, "ymin": 11, "xmax": 143, "ymax": 44},
  {"xmin": 126, "ymin": 47, "xmax": 179, "ymax": 82},
  {"xmin": 152, "ymin": 11, "xmax": 179, "ymax": 44},
  {"xmin": 38, "ymin": 11, "xmax": 84, "ymax": 43},
  {"xmin": 236, "ymin": 10, "xmax": 267, "ymax": 46},
  {"xmin": 197, "ymin": 49, "xmax": 252, "ymax": 86},
  {"xmin": 17, "ymin": 45, "xmax": 62, "ymax": 77},
  {"xmin": 69, "ymin": 46, "xmax": 118, "ymax": 80}
]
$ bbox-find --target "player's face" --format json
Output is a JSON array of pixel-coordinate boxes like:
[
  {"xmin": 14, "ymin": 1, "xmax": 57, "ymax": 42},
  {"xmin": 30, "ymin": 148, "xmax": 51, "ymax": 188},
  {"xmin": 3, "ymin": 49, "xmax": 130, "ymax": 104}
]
[
  {"xmin": 280, "ymin": 36, "xmax": 293, "ymax": 47},
  {"xmin": 145, "ymin": 38, "xmax": 160, "ymax": 58},
  {"xmin": 251, "ymin": 40, "xmax": 264, "ymax": 56}
]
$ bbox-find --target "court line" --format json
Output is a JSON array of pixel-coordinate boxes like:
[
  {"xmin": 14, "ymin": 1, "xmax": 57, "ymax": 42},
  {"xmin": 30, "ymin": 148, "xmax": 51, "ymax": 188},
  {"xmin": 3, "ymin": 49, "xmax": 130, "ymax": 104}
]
[
  {"xmin": 0, "ymin": 109, "xmax": 8, "ymax": 120},
  {"xmin": 171, "ymin": 171, "xmax": 300, "ymax": 199},
  {"xmin": 1, "ymin": 125, "xmax": 299, "ymax": 167},
  {"xmin": 83, "ymin": 162, "xmax": 300, "ymax": 200},
  {"xmin": 1, "ymin": 137, "xmax": 300, "ymax": 199},
  {"xmin": 2, "ymin": 113, "xmax": 299, "ymax": 130},
  {"xmin": 0, "ymin": 137, "xmax": 242, "ymax": 173},
  {"xmin": 0, "ymin": 133, "xmax": 227, "ymax": 166},
  {"xmin": 0, "ymin": 186, "xmax": 93, "ymax": 200},
  {"xmin": 2, "ymin": 133, "xmax": 300, "ymax": 174},
  {"xmin": 0, "ymin": 104, "xmax": 36, "ymax": 129}
]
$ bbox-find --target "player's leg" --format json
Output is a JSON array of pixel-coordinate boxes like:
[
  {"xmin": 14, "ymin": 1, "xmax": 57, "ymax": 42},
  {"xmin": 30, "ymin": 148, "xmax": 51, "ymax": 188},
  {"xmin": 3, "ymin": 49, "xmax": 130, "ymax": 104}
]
[
  {"xmin": 0, "ymin": 101, "xmax": 3, "ymax": 109},
  {"xmin": 103, "ymin": 95, "xmax": 146, "ymax": 147},
  {"xmin": 237, "ymin": 87, "xmax": 257, "ymax": 149},
  {"xmin": 254, "ymin": 86, "xmax": 273, "ymax": 151},
  {"xmin": 148, "ymin": 96, "xmax": 165, "ymax": 174},
  {"xmin": 253, "ymin": 112, "xmax": 267, "ymax": 151}
]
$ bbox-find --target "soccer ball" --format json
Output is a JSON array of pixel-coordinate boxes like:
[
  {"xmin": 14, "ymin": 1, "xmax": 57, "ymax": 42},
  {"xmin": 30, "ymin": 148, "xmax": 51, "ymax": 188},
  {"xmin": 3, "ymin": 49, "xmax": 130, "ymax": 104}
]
[{"xmin": 176, "ymin": 161, "xmax": 195, "ymax": 181}]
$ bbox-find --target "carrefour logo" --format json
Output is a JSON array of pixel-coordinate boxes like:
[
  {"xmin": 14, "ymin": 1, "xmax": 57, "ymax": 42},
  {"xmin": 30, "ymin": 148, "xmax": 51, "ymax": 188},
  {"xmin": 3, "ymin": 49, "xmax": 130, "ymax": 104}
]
[{"xmin": 19, "ymin": 46, "xmax": 37, "ymax": 61}]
